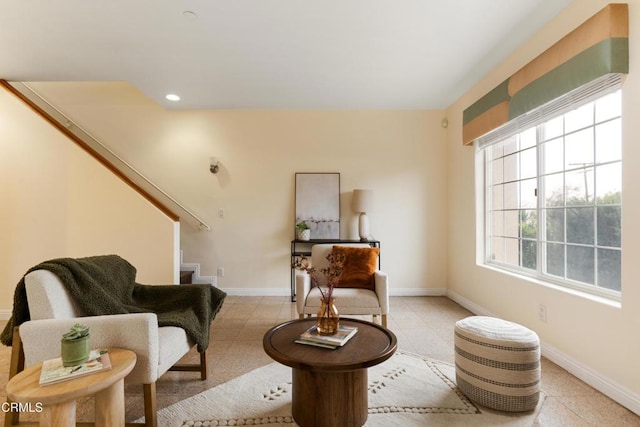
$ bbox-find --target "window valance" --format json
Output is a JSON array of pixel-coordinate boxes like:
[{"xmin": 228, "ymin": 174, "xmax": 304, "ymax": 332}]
[{"xmin": 462, "ymin": 3, "xmax": 628, "ymax": 146}]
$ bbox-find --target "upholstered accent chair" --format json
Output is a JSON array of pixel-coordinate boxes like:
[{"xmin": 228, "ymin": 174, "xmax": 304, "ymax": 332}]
[
  {"xmin": 5, "ymin": 269, "xmax": 210, "ymax": 427},
  {"xmin": 296, "ymin": 243, "xmax": 389, "ymax": 328}
]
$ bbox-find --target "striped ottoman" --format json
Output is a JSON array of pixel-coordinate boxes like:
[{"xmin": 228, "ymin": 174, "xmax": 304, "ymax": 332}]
[{"xmin": 454, "ymin": 316, "xmax": 540, "ymax": 412}]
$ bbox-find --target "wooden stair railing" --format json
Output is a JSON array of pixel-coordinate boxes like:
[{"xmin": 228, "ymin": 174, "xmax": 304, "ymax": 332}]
[{"xmin": 0, "ymin": 80, "xmax": 212, "ymax": 231}]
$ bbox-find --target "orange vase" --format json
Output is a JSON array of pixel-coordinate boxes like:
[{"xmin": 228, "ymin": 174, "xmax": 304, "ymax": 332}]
[{"xmin": 317, "ymin": 297, "xmax": 339, "ymax": 335}]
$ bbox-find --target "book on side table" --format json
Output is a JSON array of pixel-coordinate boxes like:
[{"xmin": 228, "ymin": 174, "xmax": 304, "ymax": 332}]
[
  {"xmin": 295, "ymin": 324, "xmax": 358, "ymax": 349},
  {"xmin": 39, "ymin": 349, "xmax": 112, "ymax": 386}
]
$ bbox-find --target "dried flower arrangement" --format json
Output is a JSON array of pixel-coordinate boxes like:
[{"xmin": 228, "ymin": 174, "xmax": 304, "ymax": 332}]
[{"xmin": 292, "ymin": 251, "xmax": 346, "ymax": 302}]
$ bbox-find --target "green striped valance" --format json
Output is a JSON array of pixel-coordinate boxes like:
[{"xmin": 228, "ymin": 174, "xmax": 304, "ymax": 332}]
[{"xmin": 463, "ymin": 3, "xmax": 628, "ymax": 146}]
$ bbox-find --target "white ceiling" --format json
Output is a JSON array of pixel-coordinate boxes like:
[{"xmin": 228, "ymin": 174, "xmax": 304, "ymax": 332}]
[{"xmin": 0, "ymin": 0, "xmax": 571, "ymax": 110}]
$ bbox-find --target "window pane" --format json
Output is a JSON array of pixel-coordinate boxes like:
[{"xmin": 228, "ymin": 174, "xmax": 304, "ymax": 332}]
[
  {"xmin": 504, "ymin": 153, "xmax": 518, "ymax": 182},
  {"xmin": 595, "ymin": 163, "xmax": 621, "ymax": 204},
  {"xmin": 505, "ymin": 210, "xmax": 519, "ymax": 238},
  {"xmin": 492, "ymin": 184, "xmax": 504, "ymax": 210},
  {"xmin": 595, "ymin": 91, "xmax": 621, "ymax": 122},
  {"xmin": 491, "ymin": 144, "xmax": 504, "ymax": 160},
  {"xmin": 520, "ymin": 178, "xmax": 537, "ymax": 208},
  {"xmin": 597, "ymin": 206, "xmax": 621, "ymax": 248},
  {"xmin": 545, "ymin": 208, "xmax": 564, "ymax": 242},
  {"xmin": 565, "ymin": 129, "xmax": 594, "ymax": 170},
  {"xmin": 505, "ymin": 238, "xmax": 519, "ymax": 266},
  {"xmin": 544, "ymin": 173, "xmax": 564, "ymax": 207},
  {"xmin": 520, "ymin": 128, "xmax": 536, "ymax": 149},
  {"xmin": 543, "ymin": 116, "xmax": 563, "ymax": 141},
  {"xmin": 567, "ymin": 207, "xmax": 594, "ymax": 244},
  {"xmin": 546, "ymin": 242, "xmax": 565, "ymax": 277},
  {"xmin": 492, "ymin": 211, "xmax": 504, "ymax": 237},
  {"xmin": 566, "ymin": 168, "xmax": 594, "ymax": 205},
  {"xmin": 504, "ymin": 182, "xmax": 518, "ymax": 209},
  {"xmin": 491, "ymin": 237, "xmax": 505, "ymax": 263},
  {"xmin": 504, "ymin": 137, "xmax": 518, "ymax": 156},
  {"xmin": 597, "ymin": 248, "xmax": 621, "ymax": 291},
  {"xmin": 520, "ymin": 210, "xmax": 537, "ymax": 238},
  {"xmin": 567, "ymin": 245, "xmax": 594, "ymax": 284},
  {"xmin": 542, "ymin": 137, "xmax": 563, "ymax": 174},
  {"xmin": 522, "ymin": 240, "xmax": 536, "ymax": 269},
  {"xmin": 492, "ymin": 158, "xmax": 504, "ymax": 184},
  {"xmin": 520, "ymin": 147, "xmax": 537, "ymax": 179},
  {"xmin": 565, "ymin": 102, "xmax": 594, "ymax": 133},
  {"xmin": 595, "ymin": 119, "xmax": 621, "ymax": 163}
]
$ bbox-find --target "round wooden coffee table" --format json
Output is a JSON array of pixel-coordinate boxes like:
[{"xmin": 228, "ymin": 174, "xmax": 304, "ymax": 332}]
[
  {"xmin": 263, "ymin": 318, "xmax": 397, "ymax": 427},
  {"xmin": 6, "ymin": 348, "xmax": 136, "ymax": 427}
]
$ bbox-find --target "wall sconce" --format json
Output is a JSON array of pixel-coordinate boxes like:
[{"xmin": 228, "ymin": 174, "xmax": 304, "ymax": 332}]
[{"xmin": 210, "ymin": 157, "xmax": 219, "ymax": 174}]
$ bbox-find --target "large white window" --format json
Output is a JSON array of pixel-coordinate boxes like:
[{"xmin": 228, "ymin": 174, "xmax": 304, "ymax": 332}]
[{"xmin": 483, "ymin": 90, "xmax": 622, "ymax": 298}]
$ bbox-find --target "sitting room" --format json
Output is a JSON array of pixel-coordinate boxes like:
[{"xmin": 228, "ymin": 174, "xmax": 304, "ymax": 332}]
[{"xmin": 1, "ymin": 1, "xmax": 639, "ymax": 426}]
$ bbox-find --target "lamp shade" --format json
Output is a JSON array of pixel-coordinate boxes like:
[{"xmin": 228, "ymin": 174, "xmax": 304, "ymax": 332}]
[{"xmin": 352, "ymin": 189, "xmax": 373, "ymax": 213}]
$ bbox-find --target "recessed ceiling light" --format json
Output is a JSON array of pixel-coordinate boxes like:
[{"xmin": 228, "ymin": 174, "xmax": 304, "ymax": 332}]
[{"xmin": 165, "ymin": 94, "xmax": 180, "ymax": 102}]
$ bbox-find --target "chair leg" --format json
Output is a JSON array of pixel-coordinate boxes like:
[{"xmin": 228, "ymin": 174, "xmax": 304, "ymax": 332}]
[
  {"xmin": 169, "ymin": 347, "xmax": 208, "ymax": 380},
  {"xmin": 382, "ymin": 315, "xmax": 388, "ymax": 329},
  {"xmin": 143, "ymin": 383, "xmax": 157, "ymax": 427},
  {"xmin": 4, "ymin": 327, "xmax": 25, "ymax": 427},
  {"xmin": 200, "ymin": 350, "xmax": 207, "ymax": 381},
  {"xmin": 298, "ymin": 314, "xmax": 304, "ymax": 319}
]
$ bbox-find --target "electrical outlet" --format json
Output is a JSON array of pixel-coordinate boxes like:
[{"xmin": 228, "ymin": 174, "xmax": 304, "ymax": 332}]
[
  {"xmin": 217, "ymin": 267, "xmax": 225, "ymax": 277},
  {"xmin": 538, "ymin": 304, "xmax": 547, "ymax": 322},
  {"xmin": 218, "ymin": 208, "xmax": 225, "ymax": 218}
]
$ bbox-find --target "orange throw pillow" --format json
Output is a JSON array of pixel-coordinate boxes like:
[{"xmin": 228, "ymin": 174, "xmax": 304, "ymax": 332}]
[{"xmin": 332, "ymin": 246, "xmax": 380, "ymax": 290}]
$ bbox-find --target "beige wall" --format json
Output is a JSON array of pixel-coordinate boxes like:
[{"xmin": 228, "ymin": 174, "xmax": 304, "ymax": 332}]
[
  {"xmin": 19, "ymin": 82, "xmax": 449, "ymax": 296},
  {"xmin": 446, "ymin": 0, "xmax": 640, "ymax": 412},
  {"xmin": 0, "ymin": 86, "xmax": 178, "ymax": 314}
]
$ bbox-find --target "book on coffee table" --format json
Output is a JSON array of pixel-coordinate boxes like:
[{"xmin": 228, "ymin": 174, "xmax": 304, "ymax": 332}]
[
  {"xmin": 295, "ymin": 325, "xmax": 358, "ymax": 349},
  {"xmin": 39, "ymin": 349, "xmax": 112, "ymax": 386}
]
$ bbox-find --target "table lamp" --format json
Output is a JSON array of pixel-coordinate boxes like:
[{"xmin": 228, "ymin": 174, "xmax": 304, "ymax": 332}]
[{"xmin": 352, "ymin": 189, "xmax": 373, "ymax": 241}]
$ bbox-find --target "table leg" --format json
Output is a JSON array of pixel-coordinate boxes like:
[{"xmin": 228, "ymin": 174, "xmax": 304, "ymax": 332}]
[
  {"xmin": 95, "ymin": 378, "xmax": 125, "ymax": 427},
  {"xmin": 40, "ymin": 400, "xmax": 75, "ymax": 427},
  {"xmin": 292, "ymin": 368, "xmax": 368, "ymax": 427}
]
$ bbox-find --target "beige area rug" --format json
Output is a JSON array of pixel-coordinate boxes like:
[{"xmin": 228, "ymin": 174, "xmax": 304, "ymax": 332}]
[{"xmin": 142, "ymin": 350, "xmax": 541, "ymax": 427}]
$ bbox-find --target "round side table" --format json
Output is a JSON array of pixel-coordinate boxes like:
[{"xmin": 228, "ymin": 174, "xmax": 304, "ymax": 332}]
[
  {"xmin": 6, "ymin": 348, "xmax": 136, "ymax": 427},
  {"xmin": 263, "ymin": 318, "xmax": 397, "ymax": 427}
]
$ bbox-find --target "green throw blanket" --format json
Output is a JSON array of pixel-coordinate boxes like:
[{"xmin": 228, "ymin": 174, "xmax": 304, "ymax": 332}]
[{"xmin": 0, "ymin": 255, "xmax": 226, "ymax": 352}]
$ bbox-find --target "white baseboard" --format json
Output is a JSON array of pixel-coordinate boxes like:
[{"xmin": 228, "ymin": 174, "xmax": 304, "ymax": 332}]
[
  {"xmin": 446, "ymin": 289, "xmax": 640, "ymax": 416},
  {"xmin": 220, "ymin": 287, "xmax": 448, "ymax": 297},
  {"xmin": 0, "ymin": 309, "xmax": 10, "ymax": 320},
  {"xmin": 391, "ymin": 287, "xmax": 447, "ymax": 297},
  {"xmin": 541, "ymin": 342, "xmax": 640, "ymax": 416},
  {"xmin": 221, "ymin": 288, "xmax": 291, "ymax": 297}
]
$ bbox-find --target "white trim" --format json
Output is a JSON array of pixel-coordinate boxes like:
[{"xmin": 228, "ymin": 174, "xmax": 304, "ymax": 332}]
[
  {"xmin": 542, "ymin": 341, "xmax": 640, "ymax": 416},
  {"xmin": 0, "ymin": 309, "xmax": 10, "ymax": 320},
  {"xmin": 390, "ymin": 287, "xmax": 447, "ymax": 297},
  {"xmin": 221, "ymin": 288, "xmax": 291, "ymax": 297},
  {"xmin": 447, "ymin": 289, "xmax": 640, "ymax": 416},
  {"xmin": 173, "ymin": 223, "xmax": 181, "ymax": 284},
  {"xmin": 179, "ymin": 251, "xmax": 217, "ymax": 286},
  {"xmin": 219, "ymin": 287, "xmax": 447, "ymax": 297}
]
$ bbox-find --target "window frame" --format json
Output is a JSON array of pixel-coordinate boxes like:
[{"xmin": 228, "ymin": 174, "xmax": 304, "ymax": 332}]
[{"xmin": 479, "ymin": 88, "xmax": 622, "ymax": 301}]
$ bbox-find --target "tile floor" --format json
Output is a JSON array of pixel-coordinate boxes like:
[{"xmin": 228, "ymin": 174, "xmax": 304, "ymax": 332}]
[{"xmin": 1, "ymin": 296, "xmax": 639, "ymax": 426}]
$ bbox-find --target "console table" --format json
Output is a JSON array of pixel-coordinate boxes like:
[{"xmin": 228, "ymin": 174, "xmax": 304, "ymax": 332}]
[{"xmin": 290, "ymin": 239, "xmax": 380, "ymax": 301}]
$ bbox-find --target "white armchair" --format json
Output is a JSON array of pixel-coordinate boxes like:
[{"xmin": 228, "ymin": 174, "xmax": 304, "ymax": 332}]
[
  {"xmin": 296, "ymin": 244, "xmax": 389, "ymax": 328},
  {"xmin": 5, "ymin": 269, "xmax": 208, "ymax": 427}
]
